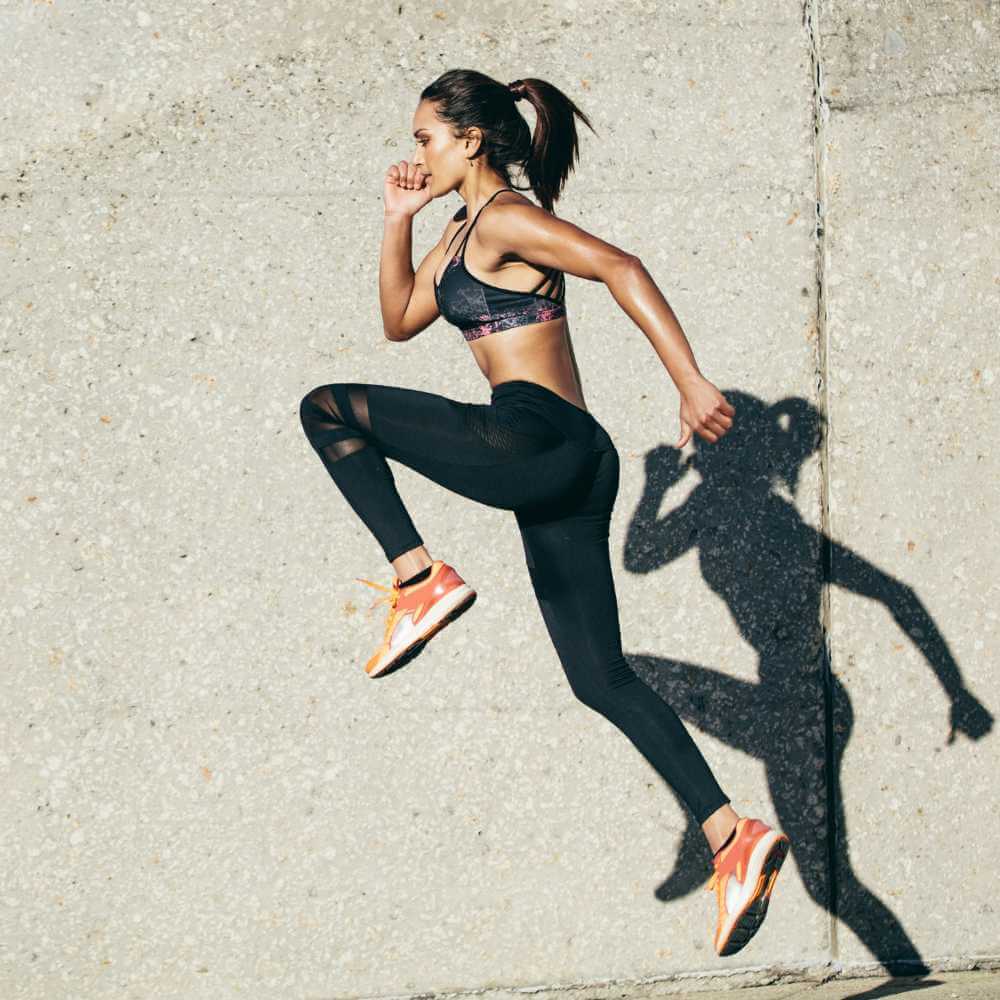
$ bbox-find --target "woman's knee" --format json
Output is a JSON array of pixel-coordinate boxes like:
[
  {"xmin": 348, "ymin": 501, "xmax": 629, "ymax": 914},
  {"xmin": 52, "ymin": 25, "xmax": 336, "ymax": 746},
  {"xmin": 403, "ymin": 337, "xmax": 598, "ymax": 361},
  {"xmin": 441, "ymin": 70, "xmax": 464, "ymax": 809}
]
[
  {"xmin": 565, "ymin": 655, "xmax": 638, "ymax": 708},
  {"xmin": 312, "ymin": 383, "xmax": 372, "ymax": 432},
  {"xmin": 299, "ymin": 384, "xmax": 350, "ymax": 434}
]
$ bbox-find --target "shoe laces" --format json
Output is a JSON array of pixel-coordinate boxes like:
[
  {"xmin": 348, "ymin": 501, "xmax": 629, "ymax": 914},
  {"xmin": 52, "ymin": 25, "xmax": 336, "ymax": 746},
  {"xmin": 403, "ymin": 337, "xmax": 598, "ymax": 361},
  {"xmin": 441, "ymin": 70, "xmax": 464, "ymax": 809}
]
[{"xmin": 355, "ymin": 577, "xmax": 402, "ymax": 642}]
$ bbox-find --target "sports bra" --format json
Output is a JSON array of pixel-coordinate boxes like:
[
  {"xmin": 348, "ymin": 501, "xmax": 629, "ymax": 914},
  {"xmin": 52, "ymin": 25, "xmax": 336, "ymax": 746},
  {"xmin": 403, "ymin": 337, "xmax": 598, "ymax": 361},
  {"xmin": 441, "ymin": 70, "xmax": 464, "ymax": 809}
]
[{"xmin": 433, "ymin": 187, "xmax": 567, "ymax": 342}]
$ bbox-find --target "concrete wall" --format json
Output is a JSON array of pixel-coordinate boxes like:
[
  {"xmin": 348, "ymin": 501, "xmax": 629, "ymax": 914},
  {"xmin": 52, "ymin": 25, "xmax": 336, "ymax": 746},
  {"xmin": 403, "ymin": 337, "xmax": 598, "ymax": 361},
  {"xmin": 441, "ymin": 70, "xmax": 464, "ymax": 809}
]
[{"xmin": 2, "ymin": 1, "xmax": 996, "ymax": 996}]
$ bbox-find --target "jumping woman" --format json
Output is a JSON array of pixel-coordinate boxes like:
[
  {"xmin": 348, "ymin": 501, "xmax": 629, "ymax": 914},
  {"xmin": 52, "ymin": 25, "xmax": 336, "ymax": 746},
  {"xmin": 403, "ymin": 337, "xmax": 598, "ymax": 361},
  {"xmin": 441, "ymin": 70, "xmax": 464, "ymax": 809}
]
[{"xmin": 299, "ymin": 69, "xmax": 790, "ymax": 957}]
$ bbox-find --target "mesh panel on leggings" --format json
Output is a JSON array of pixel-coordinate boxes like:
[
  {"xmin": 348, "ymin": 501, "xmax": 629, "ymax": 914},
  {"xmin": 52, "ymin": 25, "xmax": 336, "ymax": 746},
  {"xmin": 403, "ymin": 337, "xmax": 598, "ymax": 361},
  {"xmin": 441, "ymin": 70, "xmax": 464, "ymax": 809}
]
[
  {"xmin": 462, "ymin": 405, "xmax": 560, "ymax": 456},
  {"xmin": 299, "ymin": 384, "xmax": 368, "ymax": 463}
]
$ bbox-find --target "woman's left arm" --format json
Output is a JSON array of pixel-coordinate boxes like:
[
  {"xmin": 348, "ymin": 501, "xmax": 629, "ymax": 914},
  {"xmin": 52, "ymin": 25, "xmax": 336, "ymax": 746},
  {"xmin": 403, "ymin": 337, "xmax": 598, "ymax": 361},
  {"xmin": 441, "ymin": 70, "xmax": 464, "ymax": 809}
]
[{"xmin": 479, "ymin": 202, "xmax": 735, "ymax": 445}]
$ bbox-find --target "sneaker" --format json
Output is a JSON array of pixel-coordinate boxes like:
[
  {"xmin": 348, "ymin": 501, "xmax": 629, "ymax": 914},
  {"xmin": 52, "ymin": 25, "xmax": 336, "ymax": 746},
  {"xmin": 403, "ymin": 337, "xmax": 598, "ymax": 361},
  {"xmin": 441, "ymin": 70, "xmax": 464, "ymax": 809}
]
[
  {"xmin": 355, "ymin": 560, "xmax": 476, "ymax": 678},
  {"xmin": 705, "ymin": 816, "xmax": 790, "ymax": 956}
]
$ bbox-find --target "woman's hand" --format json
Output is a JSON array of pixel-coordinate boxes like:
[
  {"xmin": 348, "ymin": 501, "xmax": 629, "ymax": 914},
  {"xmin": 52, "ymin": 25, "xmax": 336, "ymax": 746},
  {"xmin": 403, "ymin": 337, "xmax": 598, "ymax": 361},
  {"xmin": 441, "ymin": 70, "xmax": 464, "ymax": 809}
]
[
  {"xmin": 676, "ymin": 375, "xmax": 735, "ymax": 447},
  {"xmin": 384, "ymin": 160, "xmax": 433, "ymax": 217}
]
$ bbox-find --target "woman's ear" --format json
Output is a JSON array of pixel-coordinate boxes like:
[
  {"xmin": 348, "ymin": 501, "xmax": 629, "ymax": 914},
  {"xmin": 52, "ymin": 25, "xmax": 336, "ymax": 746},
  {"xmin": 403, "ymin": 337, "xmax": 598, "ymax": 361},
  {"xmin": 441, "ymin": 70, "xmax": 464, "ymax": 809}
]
[{"xmin": 463, "ymin": 127, "xmax": 483, "ymax": 158}]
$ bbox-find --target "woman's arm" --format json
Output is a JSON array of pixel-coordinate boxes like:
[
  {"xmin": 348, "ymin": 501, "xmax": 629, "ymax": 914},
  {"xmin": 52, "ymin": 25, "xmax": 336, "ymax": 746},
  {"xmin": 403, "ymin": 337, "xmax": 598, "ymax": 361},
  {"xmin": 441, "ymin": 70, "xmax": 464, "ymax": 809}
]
[
  {"xmin": 379, "ymin": 214, "xmax": 448, "ymax": 342},
  {"xmin": 477, "ymin": 203, "xmax": 697, "ymax": 383},
  {"xmin": 603, "ymin": 258, "xmax": 702, "ymax": 388},
  {"xmin": 477, "ymin": 202, "xmax": 734, "ymax": 444}
]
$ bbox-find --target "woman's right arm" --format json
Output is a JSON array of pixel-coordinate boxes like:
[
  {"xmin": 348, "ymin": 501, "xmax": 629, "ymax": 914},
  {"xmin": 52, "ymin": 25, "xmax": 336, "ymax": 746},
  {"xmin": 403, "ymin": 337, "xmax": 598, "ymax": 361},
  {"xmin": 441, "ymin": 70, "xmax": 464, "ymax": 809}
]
[
  {"xmin": 379, "ymin": 159, "xmax": 449, "ymax": 341},
  {"xmin": 379, "ymin": 214, "xmax": 448, "ymax": 342}
]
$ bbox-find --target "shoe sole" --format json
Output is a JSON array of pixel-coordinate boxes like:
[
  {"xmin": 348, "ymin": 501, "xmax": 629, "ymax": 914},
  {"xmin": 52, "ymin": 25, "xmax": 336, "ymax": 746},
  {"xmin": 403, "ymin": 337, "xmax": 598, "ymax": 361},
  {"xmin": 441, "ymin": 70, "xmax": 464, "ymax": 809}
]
[
  {"xmin": 366, "ymin": 585, "xmax": 477, "ymax": 678},
  {"xmin": 718, "ymin": 832, "xmax": 790, "ymax": 956}
]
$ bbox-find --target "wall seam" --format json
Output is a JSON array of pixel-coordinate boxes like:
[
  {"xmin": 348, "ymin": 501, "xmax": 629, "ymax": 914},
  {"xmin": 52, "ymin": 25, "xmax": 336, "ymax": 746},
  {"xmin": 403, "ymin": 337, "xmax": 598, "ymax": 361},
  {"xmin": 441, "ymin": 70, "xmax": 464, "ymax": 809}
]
[{"xmin": 802, "ymin": 0, "xmax": 839, "ymax": 964}]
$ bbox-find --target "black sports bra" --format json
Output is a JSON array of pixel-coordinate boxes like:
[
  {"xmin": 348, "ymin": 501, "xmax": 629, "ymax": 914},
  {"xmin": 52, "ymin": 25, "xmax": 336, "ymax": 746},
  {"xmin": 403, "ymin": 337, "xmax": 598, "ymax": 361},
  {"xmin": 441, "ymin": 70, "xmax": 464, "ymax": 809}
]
[{"xmin": 433, "ymin": 187, "xmax": 567, "ymax": 342}]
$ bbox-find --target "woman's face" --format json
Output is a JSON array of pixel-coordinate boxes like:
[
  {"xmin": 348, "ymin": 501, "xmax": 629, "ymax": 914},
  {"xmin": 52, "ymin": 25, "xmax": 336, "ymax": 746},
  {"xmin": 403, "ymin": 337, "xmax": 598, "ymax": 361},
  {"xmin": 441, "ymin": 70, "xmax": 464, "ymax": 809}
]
[{"xmin": 410, "ymin": 100, "xmax": 478, "ymax": 196}]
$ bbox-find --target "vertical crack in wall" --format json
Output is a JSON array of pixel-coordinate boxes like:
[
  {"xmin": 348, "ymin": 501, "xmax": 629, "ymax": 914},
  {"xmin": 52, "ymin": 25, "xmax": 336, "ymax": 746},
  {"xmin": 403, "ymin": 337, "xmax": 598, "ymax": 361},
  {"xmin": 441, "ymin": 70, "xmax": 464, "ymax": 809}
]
[{"xmin": 803, "ymin": 0, "xmax": 839, "ymax": 962}]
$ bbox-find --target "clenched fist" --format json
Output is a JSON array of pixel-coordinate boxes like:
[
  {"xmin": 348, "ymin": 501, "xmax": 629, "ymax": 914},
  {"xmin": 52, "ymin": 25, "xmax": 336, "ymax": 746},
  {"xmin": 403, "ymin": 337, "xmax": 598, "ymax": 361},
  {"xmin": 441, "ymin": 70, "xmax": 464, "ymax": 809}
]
[{"xmin": 384, "ymin": 160, "xmax": 434, "ymax": 218}]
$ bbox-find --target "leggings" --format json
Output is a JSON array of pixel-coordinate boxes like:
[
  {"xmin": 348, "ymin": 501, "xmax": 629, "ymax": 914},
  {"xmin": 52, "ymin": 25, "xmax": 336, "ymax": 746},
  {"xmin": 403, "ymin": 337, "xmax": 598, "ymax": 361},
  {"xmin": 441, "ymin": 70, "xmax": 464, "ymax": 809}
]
[{"xmin": 299, "ymin": 377, "xmax": 730, "ymax": 825}]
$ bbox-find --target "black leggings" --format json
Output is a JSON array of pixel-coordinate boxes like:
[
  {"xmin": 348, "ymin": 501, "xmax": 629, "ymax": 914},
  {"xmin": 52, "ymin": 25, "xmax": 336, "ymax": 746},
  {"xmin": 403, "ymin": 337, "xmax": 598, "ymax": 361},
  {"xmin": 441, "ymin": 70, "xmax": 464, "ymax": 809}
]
[{"xmin": 299, "ymin": 378, "xmax": 730, "ymax": 825}]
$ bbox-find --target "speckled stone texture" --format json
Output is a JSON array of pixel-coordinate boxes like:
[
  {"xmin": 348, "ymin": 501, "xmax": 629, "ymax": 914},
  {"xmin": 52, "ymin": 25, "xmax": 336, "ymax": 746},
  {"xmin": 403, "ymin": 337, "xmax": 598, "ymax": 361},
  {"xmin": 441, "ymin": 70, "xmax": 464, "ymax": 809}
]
[
  {"xmin": 817, "ymin": 0, "xmax": 1000, "ymax": 976},
  {"xmin": 1, "ymin": 1, "xmax": 996, "ymax": 998}
]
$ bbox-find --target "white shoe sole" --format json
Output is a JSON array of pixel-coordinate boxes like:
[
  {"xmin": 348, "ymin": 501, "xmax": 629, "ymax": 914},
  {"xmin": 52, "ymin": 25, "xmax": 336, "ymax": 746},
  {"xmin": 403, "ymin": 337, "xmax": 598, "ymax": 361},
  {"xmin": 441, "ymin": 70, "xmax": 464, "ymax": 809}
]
[{"xmin": 366, "ymin": 583, "xmax": 477, "ymax": 678}]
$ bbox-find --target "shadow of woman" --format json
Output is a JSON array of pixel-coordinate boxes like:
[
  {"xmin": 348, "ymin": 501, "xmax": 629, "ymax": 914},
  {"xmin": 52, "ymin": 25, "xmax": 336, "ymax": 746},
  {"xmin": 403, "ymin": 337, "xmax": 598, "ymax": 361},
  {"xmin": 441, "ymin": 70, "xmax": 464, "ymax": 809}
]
[{"xmin": 621, "ymin": 390, "xmax": 992, "ymax": 981}]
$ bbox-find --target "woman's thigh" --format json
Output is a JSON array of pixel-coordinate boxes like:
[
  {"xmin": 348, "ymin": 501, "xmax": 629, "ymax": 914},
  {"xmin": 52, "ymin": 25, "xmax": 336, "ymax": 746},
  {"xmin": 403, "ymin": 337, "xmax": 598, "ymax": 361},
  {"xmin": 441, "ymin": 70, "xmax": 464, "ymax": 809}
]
[
  {"xmin": 323, "ymin": 381, "xmax": 599, "ymax": 512},
  {"xmin": 515, "ymin": 444, "xmax": 625, "ymax": 675}
]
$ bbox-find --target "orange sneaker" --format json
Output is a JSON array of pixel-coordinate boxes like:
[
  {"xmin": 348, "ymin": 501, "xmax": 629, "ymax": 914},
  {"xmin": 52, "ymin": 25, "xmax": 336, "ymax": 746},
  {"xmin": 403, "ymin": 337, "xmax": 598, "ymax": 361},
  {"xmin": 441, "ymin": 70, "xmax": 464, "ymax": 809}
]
[
  {"xmin": 355, "ymin": 560, "xmax": 476, "ymax": 678},
  {"xmin": 705, "ymin": 816, "xmax": 790, "ymax": 956}
]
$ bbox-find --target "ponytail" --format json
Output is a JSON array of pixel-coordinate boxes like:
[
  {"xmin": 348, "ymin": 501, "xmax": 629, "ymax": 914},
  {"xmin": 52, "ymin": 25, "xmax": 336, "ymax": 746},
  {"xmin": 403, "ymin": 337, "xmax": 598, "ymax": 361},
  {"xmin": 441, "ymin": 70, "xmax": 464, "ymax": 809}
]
[
  {"xmin": 505, "ymin": 77, "xmax": 598, "ymax": 214},
  {"xmin": 420, "ymin": 69, "xmax": 599, "ymax": 214}
]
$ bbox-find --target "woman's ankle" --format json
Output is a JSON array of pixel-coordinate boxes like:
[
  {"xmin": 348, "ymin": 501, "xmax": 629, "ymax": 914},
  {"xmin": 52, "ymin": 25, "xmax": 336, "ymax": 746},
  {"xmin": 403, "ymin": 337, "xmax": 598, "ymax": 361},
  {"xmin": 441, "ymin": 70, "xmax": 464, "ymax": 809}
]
[
  {"xmin": 391, "ymin": 547, "xmax": 435, "ymax": 583},
  {"xmin": 702, "ymin": 803, "xmax": 741, "ymax": 854}
]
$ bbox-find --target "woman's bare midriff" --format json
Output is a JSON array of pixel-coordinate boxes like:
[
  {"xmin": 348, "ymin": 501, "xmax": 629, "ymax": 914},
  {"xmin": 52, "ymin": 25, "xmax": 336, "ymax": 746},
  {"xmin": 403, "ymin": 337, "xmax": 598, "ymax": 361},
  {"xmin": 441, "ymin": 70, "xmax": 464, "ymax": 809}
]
[
  {"xmin": 473, "ymin": 314, "xmax": 590, "ymax": 414},
  {"xmin": 435, "ymin": 191, "xmax": 590, "ymax": 414}
]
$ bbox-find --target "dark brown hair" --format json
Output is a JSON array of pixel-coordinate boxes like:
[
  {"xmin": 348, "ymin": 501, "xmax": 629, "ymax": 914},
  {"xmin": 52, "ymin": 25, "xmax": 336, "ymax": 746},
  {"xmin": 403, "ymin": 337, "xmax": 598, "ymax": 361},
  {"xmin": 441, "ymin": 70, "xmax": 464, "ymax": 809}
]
[{"xmin": 420, "ymin": 68, "xmax": 598, "ymax": 214}]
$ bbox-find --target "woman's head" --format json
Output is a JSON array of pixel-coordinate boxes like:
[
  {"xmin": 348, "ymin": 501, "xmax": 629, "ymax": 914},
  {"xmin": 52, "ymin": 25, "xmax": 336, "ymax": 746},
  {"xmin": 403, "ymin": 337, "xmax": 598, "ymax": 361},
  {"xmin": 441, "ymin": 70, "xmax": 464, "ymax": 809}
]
[{"xmin": 411, "ymin": 68, "xmax": 597, "ymax": 213}]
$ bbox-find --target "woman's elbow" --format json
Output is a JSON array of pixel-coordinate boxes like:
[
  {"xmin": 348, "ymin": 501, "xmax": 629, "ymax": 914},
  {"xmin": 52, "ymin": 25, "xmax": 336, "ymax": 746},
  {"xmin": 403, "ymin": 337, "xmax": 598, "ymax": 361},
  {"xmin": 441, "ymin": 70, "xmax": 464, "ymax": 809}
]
[{"xmin": 601, "ymin": 252, "xmax": 643, "ymax": 286}]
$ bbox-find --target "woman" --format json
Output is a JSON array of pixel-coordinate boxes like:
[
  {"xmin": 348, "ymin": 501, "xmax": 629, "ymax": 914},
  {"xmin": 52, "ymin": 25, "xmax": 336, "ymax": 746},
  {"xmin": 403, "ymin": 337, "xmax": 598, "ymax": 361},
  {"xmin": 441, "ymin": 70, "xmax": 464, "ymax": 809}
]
[{"xmin": 299, "ymin": 69, "xmax": 789, "ymax": 957}]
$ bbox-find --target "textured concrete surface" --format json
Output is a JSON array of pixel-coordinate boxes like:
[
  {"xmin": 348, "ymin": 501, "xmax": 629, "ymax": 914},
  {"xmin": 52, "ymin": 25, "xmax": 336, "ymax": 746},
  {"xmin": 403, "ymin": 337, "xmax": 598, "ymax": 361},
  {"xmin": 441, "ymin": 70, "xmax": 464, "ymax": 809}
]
[
  {"xmin": 1, "ymin": 1, "xmax": 997, "ymax": 999},
  {"xmin": 631, "ymin": 969, "xmax": 1000, "ymax": 998},
  {"xmin": 816, "ymin": 0, "xmax": 999, "ymax": 974}
]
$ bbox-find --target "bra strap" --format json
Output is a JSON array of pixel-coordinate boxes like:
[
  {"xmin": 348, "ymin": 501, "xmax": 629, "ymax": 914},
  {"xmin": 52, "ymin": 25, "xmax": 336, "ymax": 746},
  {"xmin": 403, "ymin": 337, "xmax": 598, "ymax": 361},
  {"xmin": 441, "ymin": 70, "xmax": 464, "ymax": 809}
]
[
  {"xmin": 457, "ymin": 187, "xmax": 515, "ymax": 256},
  {"xmin": 442, "ymin": 223, "xmax": 466, "ymax": 256}
]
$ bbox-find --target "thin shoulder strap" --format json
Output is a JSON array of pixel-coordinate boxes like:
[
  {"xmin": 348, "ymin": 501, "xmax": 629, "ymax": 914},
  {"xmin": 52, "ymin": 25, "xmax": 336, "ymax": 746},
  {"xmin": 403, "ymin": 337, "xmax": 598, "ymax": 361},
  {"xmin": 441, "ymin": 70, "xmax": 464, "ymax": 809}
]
[
  {"xmin": 442, "ymin": 222, "xmax": 466, "ymax": 255},
  {"xmin": 457, "ymin": 187, "xmax": 515, "ymax": 256}
]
